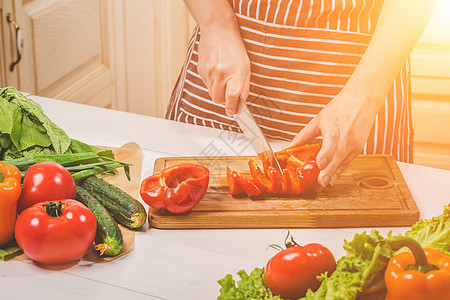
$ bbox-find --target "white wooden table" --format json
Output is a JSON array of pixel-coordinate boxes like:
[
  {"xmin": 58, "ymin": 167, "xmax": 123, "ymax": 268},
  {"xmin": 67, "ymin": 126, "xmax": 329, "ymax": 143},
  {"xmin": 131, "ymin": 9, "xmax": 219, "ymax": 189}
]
[{"xmin": 1, "ymin": 95, "xmax": 449, "ymax": 299}]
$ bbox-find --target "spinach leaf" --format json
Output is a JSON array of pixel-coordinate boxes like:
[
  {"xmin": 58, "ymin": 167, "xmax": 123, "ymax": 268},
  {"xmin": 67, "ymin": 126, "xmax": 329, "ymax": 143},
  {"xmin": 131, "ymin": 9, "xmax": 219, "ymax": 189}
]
[{"xmin": 0, "ymin": 87, "xmax": 71, "ymax": 156}]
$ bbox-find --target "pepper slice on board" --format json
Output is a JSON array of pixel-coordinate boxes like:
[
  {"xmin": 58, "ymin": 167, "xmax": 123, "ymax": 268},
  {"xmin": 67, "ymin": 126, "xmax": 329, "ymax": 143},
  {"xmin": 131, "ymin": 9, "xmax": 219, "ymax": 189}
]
[
  {"xmin": 0, "ymin": 161, "xmax": 22, "ymax": 247},
  {"xmin": 140, "ymin": 163, "xmax": 209, "ymax": 214},
  {"xmin": 385, "ymin": 236, "xmax": 450, "ymax": 300},
  {"xmin": 226, "ymin": 167, "xmax": 245, "ymax": 196},
  {"xmin": 227, "ymin": 143, "xmax": 321, "ymax": 197}
]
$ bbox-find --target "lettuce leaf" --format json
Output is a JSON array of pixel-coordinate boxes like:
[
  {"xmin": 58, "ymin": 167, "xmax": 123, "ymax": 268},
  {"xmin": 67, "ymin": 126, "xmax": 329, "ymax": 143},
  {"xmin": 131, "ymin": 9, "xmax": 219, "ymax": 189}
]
[
  {"xmin": 218, "ymin": 268, "xmax": 281, "ymax": 300},
  {"xmin": 405, "ymin": 205, "xmax": 450, "ymax": 255},
  {"xmin": 301, "ymin": 230, "xmax": 392, "ymax": 300}
]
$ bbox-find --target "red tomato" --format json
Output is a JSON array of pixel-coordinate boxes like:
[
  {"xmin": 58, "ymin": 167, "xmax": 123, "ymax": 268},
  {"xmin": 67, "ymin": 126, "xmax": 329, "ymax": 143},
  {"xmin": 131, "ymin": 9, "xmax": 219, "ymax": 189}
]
[
  {"xmin": 15, "ymin": 199, "xmax": 96, "ymax": 264},
  {"xmin": 264, "ymin": 243, "xmax": 336, "ymax": 299},
  {"xmin": 17, "ymin": 161, "xmax": 76, "ymax": 213}
]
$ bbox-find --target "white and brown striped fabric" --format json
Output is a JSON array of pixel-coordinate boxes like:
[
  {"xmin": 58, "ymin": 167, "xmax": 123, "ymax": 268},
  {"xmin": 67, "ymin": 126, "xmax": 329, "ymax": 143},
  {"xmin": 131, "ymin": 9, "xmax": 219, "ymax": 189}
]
[{"xmin": 166, "ymin": 0, "xmax": 413, "ymax": 163}]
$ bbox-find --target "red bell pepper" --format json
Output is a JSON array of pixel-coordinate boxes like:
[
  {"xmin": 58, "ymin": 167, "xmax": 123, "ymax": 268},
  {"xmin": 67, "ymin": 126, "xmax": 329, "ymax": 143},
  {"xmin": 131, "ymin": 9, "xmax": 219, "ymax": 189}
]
[
  {"xmin": 227, "ymin": 143, "xmax": 321, "ymax": 197},
  {"xmin": 385, "ymin": 236, "xmax": 450, "ymax": 300},
  {"xmin": 277, "ymin": 143, "xmax": 321, "ymax": 194},
  {"xmin": 139, "ymin": 163, "xmax": 209, "ymax": 213}
]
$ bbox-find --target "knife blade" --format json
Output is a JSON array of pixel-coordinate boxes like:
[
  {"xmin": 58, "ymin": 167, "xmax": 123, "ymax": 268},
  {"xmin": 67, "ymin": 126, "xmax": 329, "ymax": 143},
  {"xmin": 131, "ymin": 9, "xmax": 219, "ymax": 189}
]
[{"xmin": 233, "ymin": 97, "xmax": 284, "ymax": 180}]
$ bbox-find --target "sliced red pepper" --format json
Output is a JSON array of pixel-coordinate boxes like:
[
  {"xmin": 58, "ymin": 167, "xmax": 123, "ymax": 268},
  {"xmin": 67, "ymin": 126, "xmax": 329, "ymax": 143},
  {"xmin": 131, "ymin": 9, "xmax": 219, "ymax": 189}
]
[
  {"xmin": 266, "ymin": 166, "xmax": 281, "ymax": 194},
  {"xmin": 240, "ymin": 177, "xmax": 263, "ymax": 197},
  {"xmin": 261, "ymin": 153, "xmax": 282, "ymax": 194},
  {"xmin": 248, "ymin": 158, "xmax": 272, "ymax": 193},
  {"xmin": 227, "ymin": 143, "xmax": 321, "ymax": 197},
  {"xmin": 280, "ymin": 169, "xmax": 291, "ymax": 194},
  {"xmin": 139, "ymin": 163, "xmax": 209, "ymax": 213},
  {"xmin": 226, "ymin": 167, "xmax": 245, "ymax": 196}
]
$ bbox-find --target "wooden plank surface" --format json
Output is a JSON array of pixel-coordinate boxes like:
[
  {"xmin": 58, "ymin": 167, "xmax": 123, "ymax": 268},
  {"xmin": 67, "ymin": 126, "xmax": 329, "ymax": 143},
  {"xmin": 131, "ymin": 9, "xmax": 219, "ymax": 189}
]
[{"xmin": 149, "ymin": 155, "xmax": 419, "ymax": 229}]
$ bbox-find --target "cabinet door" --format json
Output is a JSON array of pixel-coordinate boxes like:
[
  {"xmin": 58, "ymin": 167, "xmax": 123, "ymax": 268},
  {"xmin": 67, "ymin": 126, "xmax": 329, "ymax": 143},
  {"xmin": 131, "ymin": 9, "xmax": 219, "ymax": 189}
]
[
  {"xmin": 1, "ymin": 0, "xmax": 20, "ymax": 87},
  {"xmin": 0, "ymin": 1, "xmax": 4, "ymax": 86},
  {"xmin": 10, "ymin": 0, "xmax": 125, "ymax": 108}
]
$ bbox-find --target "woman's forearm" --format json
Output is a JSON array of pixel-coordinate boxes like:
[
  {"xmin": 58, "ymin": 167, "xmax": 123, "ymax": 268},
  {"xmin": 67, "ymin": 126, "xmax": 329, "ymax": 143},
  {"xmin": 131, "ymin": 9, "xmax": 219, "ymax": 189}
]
[
  {"xmin": 345, "ymin": 0, "xmax": 437, "ymax": 110},
  {"xmin": 183, "ymin": 0, "xmax": 238, "ymax": 34}
]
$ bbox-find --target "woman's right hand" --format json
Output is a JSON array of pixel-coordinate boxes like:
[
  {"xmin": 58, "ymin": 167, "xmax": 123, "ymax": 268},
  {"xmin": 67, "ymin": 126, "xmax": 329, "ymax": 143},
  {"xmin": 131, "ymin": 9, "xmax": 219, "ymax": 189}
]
[{"xmin": 197, "ymin": 24, "xmax": 250, "ymax": 116}]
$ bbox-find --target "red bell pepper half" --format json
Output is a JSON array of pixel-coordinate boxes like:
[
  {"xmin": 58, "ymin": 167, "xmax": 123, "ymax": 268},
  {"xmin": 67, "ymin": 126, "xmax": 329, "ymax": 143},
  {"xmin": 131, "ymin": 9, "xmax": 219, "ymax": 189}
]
[
  {"xmin": 227, "ymin": 143, "xmax": 321, "ymax": 197},
  {"xmin": 139, "ymin": 163, "xmax": 209, "ymax": 213}
]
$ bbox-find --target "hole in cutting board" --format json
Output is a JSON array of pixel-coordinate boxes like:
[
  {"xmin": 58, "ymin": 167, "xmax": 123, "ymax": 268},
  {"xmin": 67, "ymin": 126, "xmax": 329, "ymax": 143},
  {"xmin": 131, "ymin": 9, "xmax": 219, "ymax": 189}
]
[{"xmin": 358, "ymin": 176, "xmax": 393, "ymax": 189}]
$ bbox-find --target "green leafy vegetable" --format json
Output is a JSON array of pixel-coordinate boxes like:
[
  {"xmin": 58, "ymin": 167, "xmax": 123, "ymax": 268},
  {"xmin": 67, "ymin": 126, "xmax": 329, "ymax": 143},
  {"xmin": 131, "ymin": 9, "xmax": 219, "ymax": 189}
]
[
  {"xmin": 301, "ymin": 230, "xmax": 392, "ymax": 300},
  {"xmin": 0, "ymin": 87, "xmax": 108, "ymax": 160},
  {"xmin": 404, "ymin": 205, "xmax": 450, "ymax": 255},
  {"xmin": 0, "ymin": 87, "xmax": 130, "ymax": 180},
  {"xmin": 218, "ymin": 268, "xmax": 282, "ymax": 300},
  {"xmin": 0, "ymin": 87, "xmax": 71, "ymax": 157}
]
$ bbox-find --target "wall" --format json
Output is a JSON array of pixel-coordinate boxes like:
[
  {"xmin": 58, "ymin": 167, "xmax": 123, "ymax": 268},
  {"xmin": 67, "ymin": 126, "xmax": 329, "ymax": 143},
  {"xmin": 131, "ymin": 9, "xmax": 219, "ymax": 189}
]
[{"xmin": 410, "ymin": 0, "xmax": 450, "ymax": 170}]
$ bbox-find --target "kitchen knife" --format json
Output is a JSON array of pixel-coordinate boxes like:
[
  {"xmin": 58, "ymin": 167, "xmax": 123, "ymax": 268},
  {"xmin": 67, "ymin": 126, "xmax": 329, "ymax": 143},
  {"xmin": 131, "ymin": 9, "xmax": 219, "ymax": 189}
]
[{"xmin": 234, "ymin": 96, "xmax": 284, "ymax": 179}]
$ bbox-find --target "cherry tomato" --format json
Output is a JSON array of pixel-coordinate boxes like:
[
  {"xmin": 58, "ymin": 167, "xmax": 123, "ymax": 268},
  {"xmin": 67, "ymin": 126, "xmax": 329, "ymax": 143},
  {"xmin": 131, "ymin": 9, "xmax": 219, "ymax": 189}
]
[
  {"xmin": 17, "ymin": 161, "xmax": 76, "ymax": 213},
  {"xmin": 15, "ymin": 199, "xmax": 96, "ymax": 264},
  {"xmin": 264, "ymin": 242, "xmax": 336, "ymax": 299}
]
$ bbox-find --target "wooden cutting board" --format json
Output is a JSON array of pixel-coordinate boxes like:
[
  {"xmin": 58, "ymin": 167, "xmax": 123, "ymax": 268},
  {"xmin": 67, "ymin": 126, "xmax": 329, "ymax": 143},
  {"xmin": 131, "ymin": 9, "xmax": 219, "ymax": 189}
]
[{"xmin": 149, "ymin": 155, "xmax": 419, "ymax": 229}]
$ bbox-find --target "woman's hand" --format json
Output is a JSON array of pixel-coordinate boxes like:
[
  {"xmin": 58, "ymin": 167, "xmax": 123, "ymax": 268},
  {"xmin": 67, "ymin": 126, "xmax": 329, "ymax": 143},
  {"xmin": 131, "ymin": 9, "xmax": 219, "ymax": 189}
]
[
  {"xmin": 197, "ymin": 25, "xmax": 250, "ymax": 116},
  {"xmin": 287, "ymin": 88, "xmax": 380, "ymax": 188}
]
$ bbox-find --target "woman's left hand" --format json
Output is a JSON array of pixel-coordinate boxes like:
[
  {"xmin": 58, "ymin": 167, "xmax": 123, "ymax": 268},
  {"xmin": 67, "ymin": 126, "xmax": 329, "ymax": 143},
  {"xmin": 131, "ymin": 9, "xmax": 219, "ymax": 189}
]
[{"xmin": 287, "ymin": 88, "xmax": 380, "ymax": 188}]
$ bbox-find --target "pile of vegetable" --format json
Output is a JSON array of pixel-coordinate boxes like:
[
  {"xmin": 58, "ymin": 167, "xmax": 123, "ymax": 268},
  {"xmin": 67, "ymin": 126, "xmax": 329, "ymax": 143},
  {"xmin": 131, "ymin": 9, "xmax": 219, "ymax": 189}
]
[
  {"xmin": 218, "ymin": 205, "xmax": 450, "ymax": 300},
  {"xmin": 0, "ymin": 87, "xmax": 147, "ymax": 263},
  {"xmin": 227, "ymin": 143, "xmax": 321, "ymax": 197}
]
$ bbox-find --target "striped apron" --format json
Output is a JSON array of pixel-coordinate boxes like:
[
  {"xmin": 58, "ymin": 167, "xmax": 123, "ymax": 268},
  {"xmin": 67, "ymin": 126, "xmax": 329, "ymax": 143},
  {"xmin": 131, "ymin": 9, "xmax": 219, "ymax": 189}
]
[{"xmin": 166, "ymin": 0, "xmax": 413, "ymax": 163}]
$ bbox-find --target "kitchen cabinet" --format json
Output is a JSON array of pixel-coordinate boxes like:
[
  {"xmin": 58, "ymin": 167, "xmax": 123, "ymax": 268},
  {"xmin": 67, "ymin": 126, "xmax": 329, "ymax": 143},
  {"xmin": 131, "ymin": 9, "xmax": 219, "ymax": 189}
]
[
  {"xmin": 0, "ymin": 0, "xmax": 126, "ymax": 109},
  {"xmin": 1, "ymin": 0, "xmax": 194, "ymax": 115},
  {"xmin": 0, "ymin": 1, "xmax": 4, "ymax": 86},
  {"xmin": 1, "ymin": 0, "xmax": 18, "ymax": 87}
]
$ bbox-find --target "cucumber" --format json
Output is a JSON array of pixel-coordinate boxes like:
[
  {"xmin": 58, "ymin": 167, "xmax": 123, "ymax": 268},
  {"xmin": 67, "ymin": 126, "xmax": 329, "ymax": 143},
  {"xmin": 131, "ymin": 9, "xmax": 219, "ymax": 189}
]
[
  {"xmin": 79, "ymin": 175, "xmax": 147, "ymax": 229},
  {"xmin": 76, "ymin": 186, "xmax": 124, "ymax": 257}
]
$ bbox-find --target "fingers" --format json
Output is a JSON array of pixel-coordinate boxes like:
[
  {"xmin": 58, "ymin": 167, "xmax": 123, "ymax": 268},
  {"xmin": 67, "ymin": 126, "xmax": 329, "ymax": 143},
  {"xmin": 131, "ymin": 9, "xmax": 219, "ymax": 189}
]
[
  {"xmin": 315, "ymin": 119, "xmax": 340, "ymax": 170},
  {"xmin": 198, "ymin": 63, "xmax": 249, "ymax": 116},
  {"xmin": 286, "ymin": 118, "xmax": 320, "ymax": 149},
  {"xmin": 318, "ymin": 147, "xmax": 359, "ymax": 187},
  {"xmin": 210, "ymin": 78, "xmax": 227, "ymax": 105},
  {"xmin": 196, "ymin": 31, "xmax": 250, "ymax": 115},
  {"xmin": 225, "ymin": 76, "xmax": 244, "ymax": 116}
]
